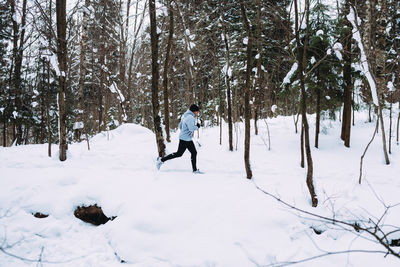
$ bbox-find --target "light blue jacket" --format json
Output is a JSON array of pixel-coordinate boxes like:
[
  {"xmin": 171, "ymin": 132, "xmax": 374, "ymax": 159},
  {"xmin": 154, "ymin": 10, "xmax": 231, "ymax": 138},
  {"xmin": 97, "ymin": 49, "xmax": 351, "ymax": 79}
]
[{"xmin": 179, "ymin": 110, "xmax": 199, "ymax": 141}]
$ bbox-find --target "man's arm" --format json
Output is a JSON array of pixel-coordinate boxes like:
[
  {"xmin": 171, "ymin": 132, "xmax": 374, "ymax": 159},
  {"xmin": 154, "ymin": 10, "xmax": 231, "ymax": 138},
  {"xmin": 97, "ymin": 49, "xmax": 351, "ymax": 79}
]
[{"xmin": 187, "ymin": 116, "xmax": 199, "ymax": 132}]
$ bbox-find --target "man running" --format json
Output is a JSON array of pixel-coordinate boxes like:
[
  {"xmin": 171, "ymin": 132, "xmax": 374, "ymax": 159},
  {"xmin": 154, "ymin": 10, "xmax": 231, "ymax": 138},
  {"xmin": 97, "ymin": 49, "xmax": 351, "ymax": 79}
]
[{"xmin": 157, "ymin": 104, "xmax": 201, "ymax": 173}]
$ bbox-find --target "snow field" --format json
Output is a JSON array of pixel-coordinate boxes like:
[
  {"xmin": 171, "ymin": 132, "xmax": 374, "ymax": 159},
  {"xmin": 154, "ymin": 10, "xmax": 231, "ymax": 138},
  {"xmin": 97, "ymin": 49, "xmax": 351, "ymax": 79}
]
[{"xmin": 0, "ymin": 113, "xmax": 399, "ymax": 266}]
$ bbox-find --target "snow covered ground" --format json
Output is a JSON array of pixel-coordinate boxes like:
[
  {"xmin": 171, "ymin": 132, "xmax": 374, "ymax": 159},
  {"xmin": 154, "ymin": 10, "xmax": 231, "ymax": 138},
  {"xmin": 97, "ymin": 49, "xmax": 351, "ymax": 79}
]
[{"xmin": 0, "ymin": 112, "xmax": 399, "ymax": 267}]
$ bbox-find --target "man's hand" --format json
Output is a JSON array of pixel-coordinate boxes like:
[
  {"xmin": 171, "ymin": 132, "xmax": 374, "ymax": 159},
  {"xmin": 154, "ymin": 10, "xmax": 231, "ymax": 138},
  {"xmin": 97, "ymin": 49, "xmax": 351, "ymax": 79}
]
[{"xmin": 196, "ymin": 123, "xmax": 201, "ymax": 129}]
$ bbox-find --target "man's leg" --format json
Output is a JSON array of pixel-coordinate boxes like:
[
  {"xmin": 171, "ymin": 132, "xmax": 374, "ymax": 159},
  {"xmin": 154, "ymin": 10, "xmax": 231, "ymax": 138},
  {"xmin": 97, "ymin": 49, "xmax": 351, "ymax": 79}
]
[
  {"xmin": 162, "ymin": 140, "xmax": 187, "ymax": 162},
  {"xmin": 187, "ymin": 141, "xmax": 197, "ymax": 171}
]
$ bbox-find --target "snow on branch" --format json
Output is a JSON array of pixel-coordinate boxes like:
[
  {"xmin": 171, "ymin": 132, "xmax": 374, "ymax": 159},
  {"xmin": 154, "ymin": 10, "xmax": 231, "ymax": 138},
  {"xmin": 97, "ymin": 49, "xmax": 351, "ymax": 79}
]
[
  {"xmin": 221, "ymin": 63, "xmax": 232, "ymax": 78},
  {"xmin": 347, "ymin": 7, "xmax": 379, "ymax": 106},
  {"xmin": 42, "ymin": 54, "xmax": 61, "ymax": 77},
  {"xmin": 109, "ymin": 82, "xmax": 125, "ymax": 103},
  {"xmin": 282, "ymin": 62, "xmax": 298, "ymax": 86}
]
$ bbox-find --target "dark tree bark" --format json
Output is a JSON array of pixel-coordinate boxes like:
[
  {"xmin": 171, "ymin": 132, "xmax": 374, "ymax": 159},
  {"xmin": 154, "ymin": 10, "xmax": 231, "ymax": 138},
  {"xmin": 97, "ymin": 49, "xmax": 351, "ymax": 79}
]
[
  {"xmin": 56, "ymin": 0, "xmax": 68, "ymax": 161},
  {"xmin": 47, "ymin": 0, "xmax": 52, "ymax": 157},
  {"xmin": 315, "ymin": 86, "xmax": 321, "ymax": 148},
  {"xmin": 2, "ymin": 121, "xmax": 5, "ymax": 147},
  {"xmin": 375, "ymin": 0, "xmax": 390, "ymax": 165},
  {"xmin": 163, "ymin": 0, "xmax": 174, "ymax": 143},
  {"xmin": 221, "ymin": 10, "xmax": 233, "ymax": 151},
  {"xmin": 210, "ymin": 44, "xmax": 218, "ymax": 126},
  {"xmin": 40, "ymin": 62, "xmax": 45, "ymax": 144},
  {"xmin": 46, "ymin": 59, "xmax": 51, "ymax": 157},
  {"xmin": 90, "ymin": 41, "xmax": 97, "ymax": 131},
  {"xmin": 397, "ymin": 103, "xmax": 400, "ymax": 145},
  {"xmin": 294, "ymin": 0, "xmax": 317, "ymax": 207},
  {"xmin": 254, "ymin": 0, "xmax": 262, "ymax": 136},
  {"xmin": 150, "ymin": 0, "xmax": 166, "ymax": 157},
  {"xmin": 75, "ymin": 0, "xmax": 89, "ymax": 142},
  {"xmin": 127, "ymin": 1, "xmax": 147, "ymax": 122},
  {"xmin": 10, "ymin": 0, "xmax": 27, "ymax": 145},
  {"xmin": 301, "ymin": 121, "xmax": 304, "ymax": 168},
  {"xmin": 98, "ymin": 50, "xmax": 104, "ymax": 132},
  {"xmin": 99, "ymin": 2, "xmax": 107, "ymax": 132},
  {"xmin": 341, "ymin": 1, "xmax": 352, "ymax": 147},
  {"xmin": 240, "ymin": 1, "xmax": 253, "ymax": 180},
  {"xmin": 118, "ymin": 0, "xmax": 130, "ymax": 123},
  {"xmin": 389, "ymin": 99, "xmax": 392, "ymax": 154},
  {"xmin": 218, "ymin": 72, "xmax": 223, "ymax": 145}
]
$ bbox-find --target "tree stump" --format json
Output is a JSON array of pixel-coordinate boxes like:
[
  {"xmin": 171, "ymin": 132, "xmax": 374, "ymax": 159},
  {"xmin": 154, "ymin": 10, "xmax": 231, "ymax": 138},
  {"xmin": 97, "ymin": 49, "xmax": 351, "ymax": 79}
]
[
  {"xmin": 33, "ymin": 212, "xmax": 49, "ymax": 218},
  {"xmin": 74, "ymin": 204, "xmax": 115, "ymax": 226}
]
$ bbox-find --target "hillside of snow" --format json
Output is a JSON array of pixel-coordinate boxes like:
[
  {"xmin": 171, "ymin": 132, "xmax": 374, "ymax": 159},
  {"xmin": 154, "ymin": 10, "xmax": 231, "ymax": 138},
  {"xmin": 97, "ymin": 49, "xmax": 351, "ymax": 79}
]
[{"xmin": 0, "ymin": 112, "xmax": 399, "ymax": 266}]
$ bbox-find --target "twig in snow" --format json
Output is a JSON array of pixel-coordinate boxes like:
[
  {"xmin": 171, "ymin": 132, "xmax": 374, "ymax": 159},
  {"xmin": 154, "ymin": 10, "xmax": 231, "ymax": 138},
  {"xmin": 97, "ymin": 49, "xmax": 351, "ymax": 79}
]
[
  {"xmin": 262, "ymin": 119, "xmax": 271, "ymax": 151},
  {"xmin": 36, "ymin": 246, "xmax": 44, "ymax": 267},
  {"xmin": 251, "ymin": 179, "xmax": 400, "ymax": 264},
  {"xmin": 359, "ymin": 120, "xmax": 379, "ymax": 184}
]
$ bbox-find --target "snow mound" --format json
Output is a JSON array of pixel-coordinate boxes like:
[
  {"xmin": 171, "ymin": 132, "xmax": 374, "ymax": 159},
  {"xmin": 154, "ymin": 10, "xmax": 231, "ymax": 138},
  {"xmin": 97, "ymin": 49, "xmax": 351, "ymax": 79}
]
[
  {"xmin": 1, "ymin": 116, "xmax": 399, "ymax": 267},
  {"xmin": 90, "ymin": 123, "xmax": 155, "ymax": 145}
]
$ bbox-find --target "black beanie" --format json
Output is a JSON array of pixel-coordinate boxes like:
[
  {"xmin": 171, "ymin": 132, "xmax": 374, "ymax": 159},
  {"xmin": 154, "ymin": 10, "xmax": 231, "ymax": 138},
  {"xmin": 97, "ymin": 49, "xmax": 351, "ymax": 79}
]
[{"xmin": 189, "ymin": 104, "xmax": 200, "ymax": 112}]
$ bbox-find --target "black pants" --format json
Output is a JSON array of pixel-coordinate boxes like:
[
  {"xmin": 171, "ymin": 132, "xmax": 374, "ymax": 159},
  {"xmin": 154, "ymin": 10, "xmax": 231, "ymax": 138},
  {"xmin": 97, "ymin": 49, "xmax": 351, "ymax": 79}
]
[{"xmin": 161, "ymin": 139, "xmax": 197, "ymax": 171}]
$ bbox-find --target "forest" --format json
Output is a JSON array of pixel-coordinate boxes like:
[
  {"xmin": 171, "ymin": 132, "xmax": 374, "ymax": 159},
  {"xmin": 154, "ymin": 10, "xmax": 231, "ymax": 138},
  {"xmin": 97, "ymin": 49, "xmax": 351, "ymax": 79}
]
[
  {"xmin": 0, "ymin": 0, "xmax": 400, "ymax": 266},
  {"xmin": 1, "ymin": 0, "xmax": 399, "ymax": 202}
]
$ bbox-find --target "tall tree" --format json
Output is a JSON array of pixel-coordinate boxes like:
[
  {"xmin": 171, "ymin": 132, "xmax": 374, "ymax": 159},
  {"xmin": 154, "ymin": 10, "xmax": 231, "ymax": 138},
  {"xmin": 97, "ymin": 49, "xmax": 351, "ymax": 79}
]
[
  {"xmin": 375, "ymin": 0, "xmax": 390, "ymax": 165},
  {"xmin": 10, "ymin": 0, "xmax": 28, "ymax": 145},
  {"xmin": 254, "ymin": 0, "xmax": 262, "ymax": 136},
  {"xmin": 162, "ymin": 0, "xmax": 174, "ymax": 143},
  {"xmin": 56, "ymin": 0, "xmax": 68, "ymax": 161},
  {"xmin": 240, "ymin": 1, "xmax": 253, "ymax": 180},
  {"xmin": 74, "ymin": 0, "xmax": 89, "ymax": 141},
  {"xmin": 150, "ymin": 0, "xmax": 166, "ymax": 157},
  {"xmin": 294, "ymin": 0, "xmax": 318, "ymax": 207},
  {"xmin": 340, "ymin": 0, "xmax": 353, "ymax": 147},
  {"xmin": 221, "ymin": 9, "xmax": 233, "ymax": 152},
  {"xmin": 0, "ymin": 0, "xmax": 12, "ymax": 147}
]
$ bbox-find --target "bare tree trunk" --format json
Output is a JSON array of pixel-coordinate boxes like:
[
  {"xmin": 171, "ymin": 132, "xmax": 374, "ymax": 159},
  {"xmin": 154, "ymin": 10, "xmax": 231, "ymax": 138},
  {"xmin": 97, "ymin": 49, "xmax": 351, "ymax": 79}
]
[
  {"xmin": 104, "ymin": 87, "xmax": 110, "ymax": 132},
  {"xmin": 2, "ymin": 121, "xmax": 6, "ymax": 147},
  {"xmin": 47, "ymin": 0, "xmax": 52, "ymax": 157},
  {"xmin": 170, "ymin": 78, "xmax": 177, "ymax": 128},
  {"xmin": 375, "ymin": 0, "xmax": 390, "ymax": 165},
  {"xmin": 240, "ymin": 1, "xmax": 253, "ymax": 180},
  {"xmin": 295, "ymin": 0, "xmax": 317, "ymax": 207},
  {"xmin": 91, "ymin": 42, "xmax": 97, "ymax": 132},
  {"xmin": 40, "ymin": 62, "xmax": 45, "ymax": 144},
  {"xmin": 46, "ymin": 59, "xmax": 51, "ymax": 157},
  {"xmin": 127, "ymin": 1, "xmax": 147, "ymax": 122},
  {"xmin": 150, "ymin": 0, "xmax": 166, "ymax": 157},
  {"xmin": 368, "ymin": 104, "xmax": 372, "ymax": 122},
  {"xmin": 24, "ymin": 124, "xmax": 29, "ymax": 144},
  {"xmin": 219, "ymin": 114, "xmax": 222, "ymax": 146},
  {"xmin": 11, "ymin": 0, "xmax": 27, "ymax": 145},
  {"xmin": 12, "ymin": 123, "xmax": 16, "ymax": 145},
  {"xmin": 342, "ymin": 2, "xmax": 352, "ymax": 147},
  {"xmin": 99, "ymin": 55, "xmax": 105, "ymax": 132},
  {"xmin": 221, "ymin": 11, "xmax": 233, "ymax": 151},
  {"xmin": 117, "ymin": 0, "xmax": 129, "ymax": 123},
  {"xmin": 389, "ymin": 100, "xmax": 392, "ymax": 154},
  {"xmin": 210, "ymin": 45, "xmax": 218, "ymax": 126},
  {"xmin": 294, "ymin": 112, "xmax": 300, "ymax": 134},
  {"xmin": 378, "ymin": 104, "xmax": 390, "ymax": 164},
  {"xmin": 315, "ymin": 87, "xmax": 320, "ymax": 148},
  {"xmin": 352, "ymin": 90, "xmax": 355, "ymax": 126},
  {"xmin": 75, "ymin": 1, "xmax": 89, "ymax": 141},
  {"xmin": 56, "ymin": 0, "xmax": 68, "ymax": 161},
  {"xmin": 163, "ymin": 0, "xmax": 174, "ymax": 143},
  {"xmin": 359, "ymin": 119, "xmax": 379, "ymax": 184},
  {"xmin": 301, "ymin": 121, "xmax": 304, "ymax": 168},
  {"xmin": 397, "ymin": 103, "xmax": 399, "ymax": 145},
  {"xmin": 218, "ymin": 73, "xmax": 222, "ymax": 145},
  {"xmin": 254, "ymin": 0, "xmax": 262, "ymax": 136}
]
